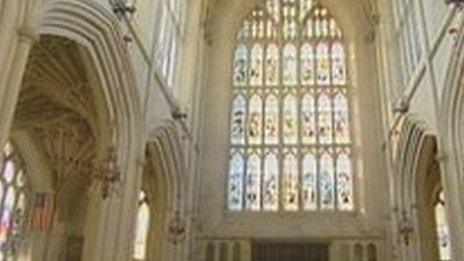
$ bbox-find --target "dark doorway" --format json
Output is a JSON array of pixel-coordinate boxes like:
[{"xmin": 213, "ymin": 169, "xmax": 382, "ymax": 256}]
[{"xmin": 252, "ymin": 243, "xmax": 329, "ymax": 261}]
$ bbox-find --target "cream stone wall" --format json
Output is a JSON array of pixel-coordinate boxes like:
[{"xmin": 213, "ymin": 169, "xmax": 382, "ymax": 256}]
[
  {"xmin": 376, "ymin": 0, "xmax": 464, "ymax": 259},
  {"xmin": 197, "ymin": 0, "xmax": 390, "ymax": 256}
]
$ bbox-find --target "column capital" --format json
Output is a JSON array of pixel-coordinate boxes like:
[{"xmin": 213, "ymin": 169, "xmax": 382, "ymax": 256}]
[{"xmin": 17, "ymin": 27, "xmax": 40, "ymax": 44}]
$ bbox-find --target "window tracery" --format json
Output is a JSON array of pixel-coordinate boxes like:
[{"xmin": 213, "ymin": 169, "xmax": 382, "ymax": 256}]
[{"xmin": 228, "ymin": 0, "xmax": 354, "ymax": 212}]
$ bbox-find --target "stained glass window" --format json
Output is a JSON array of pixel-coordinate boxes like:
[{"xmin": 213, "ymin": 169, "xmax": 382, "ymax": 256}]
[
  {"xmin": 0, "ymin": 141, "xmax": 27, "ymax": 259},
  {"xmin": 133, "ymin": 191, "xmax": 150, "ymax": 260},
  {"xmin": 228, "ymin": 0, "xmax": 354, "ymax": 212},
  {"xmin": 434, "ymin": 190, "xmax": 452, "ymax": 261}
]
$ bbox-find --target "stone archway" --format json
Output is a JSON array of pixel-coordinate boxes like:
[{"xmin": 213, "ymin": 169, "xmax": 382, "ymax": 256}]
[
  {"xmin": 143, "ymin": 121, "xmax": 187, "ymax": 261},
  {"xmin": 10, "ymin": 35, "xmax": 111, "ymax": 260},
  {"xmin": 0, "ymin": 1, "xmax": 144, "ymax": 260}
]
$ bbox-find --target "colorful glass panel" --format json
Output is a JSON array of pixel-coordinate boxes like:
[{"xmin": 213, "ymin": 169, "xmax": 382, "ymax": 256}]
[
  {"xmin": 250, "ymin": 44, "xmax": 264, "ymax": 86},
  {"xmin": 265, "ymin": 44, "xmax": 279, "ymax": 86},
  {"xmin": 230, "ymin": 95, "xmax": 247, "ymax": 145},
  {"xmin": 228, "ymin": 152, "xmax": 244, "ymax": 211},
  {"xmin": 336, "ymin": 152, "xmax": 353, "ymax": 210},
  {"xmin": 263, "ymin": 152, "xmax": 279, "ymax": 211},
  {"xmin": 320, "ymin": 152, "xmax": 334, "ymax": 209},
  {"xmin": 332, "ymin": 42, "xmax": 346, "ymax": 85},
  {"xmin": 301, "ymin": 93, "xmax": 317, "ymax": 144},
  {"xmin": 316, "ymin": 43, "xmax": 330, "ymax": 85},
  {"xmin": 302, "ymin": 152, "xmax": 317, "ymax": 210},
  {"xmin": 283, "ymin": 44, "xmax": 297, "ymax": 86},
  {"xmin": 0, "ymin": 142, "xmax": 27, "ymax": 259},
  {"xmin": 301, "ymin": 43, "xmax": 315, "ymax": 85},
  {"xmin": 233, "ymin": 44, "xmax": 248, "ymax": 86},
  {"xmin": 334, "ymin": 93, "xmax": 350, "ymax": 144},
  {"xmin": 283, "ymin": 94, "xmax": 298, "ymax": 144},
  {"xmin": 282, "ymin": 152, "xmax": 299, "ymax": 211},
  {"xmin": 248, "ymin": 95, "xmax": 263, "ymax": 145},
  {"xmin": 246, "ymin": 152, "xmax": 261, "ymax": 211},
  {"xmin": 318, "ymin": 93, "xmax": 333, "ymax": 144},
  {"xmin": 265, "ymin": 95, "xmax": 279, "ymax": 144}
]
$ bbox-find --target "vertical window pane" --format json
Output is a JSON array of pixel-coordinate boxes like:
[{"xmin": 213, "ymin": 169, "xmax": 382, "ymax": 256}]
[
  {"xmin": 334, "ymin": 93, "xmax": 350, "ymax": 144},
  {"xmin": 229, "ymin": 152, "xmax": 244, "ymax": 211},
  {"xmin": 250, "ymin": 44, "xmax": 264, "ymax": 86},
  {"xmin": 283, "ymin": 94, "xmax": 298, "ymax": 144},
  {"xmin": 282, "ymin": 152, "xmax": 299, "ymax": 211},
  {"xmin": 231, "ymin": 95, "xmax": 247, "ymax": 145},
  {"xmin": 283, "ymin": 44, "xmax": 297, "ymax": 86},
  {"xmin": 265, "ymin": 44, "xmax": 279, "ymax": 86},
  {"xmin": 316, "ymin": 43, "xmax": 330, "ymax": 85},
  {"xmin": 248, "ymin": 95, "xmax": 263, "ymax": 145},
  {"xmin": 331, "ymin": 42, "xmax": 346, "ymax": 85},
  {"xmin": 234, "ymin": 45, "xmax": 249, "ymax": 86},
  {"xmin": 301, "ymin": 43, "xmax": 315, "ymax": 85},
  {"xmin": 302, "ymin": 152, "xmax": 317, "ymax": 210},
  {"xmin": 301, "ymin": 93, "xmax": 317, "ymax": 144},
  {"xmin": 320, "ymin": 152, "xmax": 334, "ymax": 209},
  {"xmin": 318, "ymin": 93, "xmax": 333, "ymax": 144},
  {"xmin": 337, "ymin": 152, "xmax": 353, "ymax": 211},
  {"xmin": 246, "ymin": 152, "xmax": 261, "ymax": 211},
  {"xmin": 265, "ymin": 95, "xmax": 279, "ymax": 144},
  {"xmin": 263, "ymin": 151, "xmax": 279, "ymax": 211}
]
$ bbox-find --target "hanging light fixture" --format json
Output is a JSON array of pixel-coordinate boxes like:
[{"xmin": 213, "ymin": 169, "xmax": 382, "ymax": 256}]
[
  {"xmin": 167, "ymin": 210, "xmax": 187, "ymax": 245},
  {"xmin": 93, "ymin": 146, "xmax": 121, "ymax": 199},
  {"xmin": 108, "ymin": 0, "xmax": 136, "ymax": 18},
  {"xmin": 445, "ymin": 0, "xmax": 464, "ymax": 11},
  {"xmin": 398, "ymin": 211, "xmax": 414, "ymax": 246}
]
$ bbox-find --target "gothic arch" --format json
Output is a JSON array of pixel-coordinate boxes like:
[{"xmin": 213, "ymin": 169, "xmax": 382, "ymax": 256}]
[
  {"xmin": 439, "ymin": 17, "xmax": 464, "ymax": 258},
  {"xmin": 144, "ymin": 120, "xmax": 187, "ymax": 261},
  {"xmin": 1, "ymin": 0, "xmax": 145, "ymax": 260},
  {"xmin": 395, "ymin": 117, "xmax": 443, "ymax": 261}
]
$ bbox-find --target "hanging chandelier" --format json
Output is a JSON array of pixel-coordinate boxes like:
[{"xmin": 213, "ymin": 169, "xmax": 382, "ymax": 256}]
[
  {"xmin": 108, "ymin": 0, "xmax": 136, "ymax": 17},
  {"xmin": 93, "ymin": 146, "xmax": 121, "ymax": 199},
  {"xmin": 398, "ymin": 211, "xmax": 414, "ymax": 246},
  {"xmin": 445, "ymin": 0, "xmax": 464, "ymax": 10},
  {"xmin": 167, "ymin": 210, "xmax": 187, "ymax": 245}
]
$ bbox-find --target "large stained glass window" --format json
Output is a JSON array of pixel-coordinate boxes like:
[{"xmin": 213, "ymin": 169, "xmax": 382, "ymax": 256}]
[
  {"xmin": 0, "ymin": 141, "xmax": 27, "ymax": 259},
  {"xmin": 228, "ymin": 0, "xmax": 354, "ymax": 212}
]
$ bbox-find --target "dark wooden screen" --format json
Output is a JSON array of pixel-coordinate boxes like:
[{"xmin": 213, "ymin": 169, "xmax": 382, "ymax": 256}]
[{"xmin": 252, "ymin": 243, "xmax": 329, "ymax": 261}]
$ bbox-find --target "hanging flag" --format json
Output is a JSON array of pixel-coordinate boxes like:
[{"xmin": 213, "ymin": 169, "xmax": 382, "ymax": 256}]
[{"xmin": 29, "ymin": 193, "xmax": 56, "ymax": 231}]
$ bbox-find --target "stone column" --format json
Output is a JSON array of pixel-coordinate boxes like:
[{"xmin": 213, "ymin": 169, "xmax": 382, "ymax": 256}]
[{"xmin": 0, "ymin": 27, "xmax": 38, "ymax": 156}]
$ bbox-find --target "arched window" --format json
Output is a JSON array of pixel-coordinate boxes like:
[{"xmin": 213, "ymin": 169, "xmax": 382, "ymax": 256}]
[
  {"xmin": 434, "ymin": 190, "xmax": 452, "ymax": 261},
  {"xmin": 228, "ymin": 0, "xmax": 354, "ymax": 212},
  {"xmin": 154, "ymin": 0, "xmax": 187, "ymax": 88},
  {"xmin": 133, "ymin": 191, "xmax": 150, "ymax": 260},
  {"xmin": 0, "ymin": 141, "xmax": 27, "ymax": 259}
]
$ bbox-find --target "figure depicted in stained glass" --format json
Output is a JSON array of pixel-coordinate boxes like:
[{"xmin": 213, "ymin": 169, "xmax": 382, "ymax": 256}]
[
  {"xmin": 246, "ymin": 153, "xmax": 261, "ymax": 211},
  {"xmin": 265, "ymin": 95, "xmax": 279, "ymax": 144},
  {"xmin": 265, "ymin": 45, "xmax": 279, "ymax": 85},
  {"xmin": 234, "ymin": 45, "xmax": 248, "ymax": 86},
  {"xmin": 283, "ymin": 44, "xmax": 297, "ymax": 86},
  {"xmin": 248, "ymin": 96, "xmax": 263, "ymax": 145},
  {"xmin": 250, "ymin": 44, "xmax": 264, "ymax": 86},
  {"xmin": 231, "ymin": 95, "xmax": 247, "ymax": 145},
  {"xmin": 263, "ymin": 152, "xmax": 279, "ymax": 211},
  {"xmin": 229, "ymin": 152, "xmax": 244, "ymax": 211}
]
